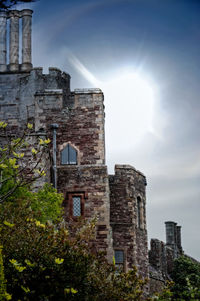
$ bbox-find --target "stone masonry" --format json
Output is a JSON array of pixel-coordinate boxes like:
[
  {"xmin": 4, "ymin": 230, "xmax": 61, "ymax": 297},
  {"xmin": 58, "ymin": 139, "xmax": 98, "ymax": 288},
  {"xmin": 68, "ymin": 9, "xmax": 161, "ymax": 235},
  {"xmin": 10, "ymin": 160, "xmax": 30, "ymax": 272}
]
[
  {"xmin": 148, "ymin": 222, "xmax": 183, "ymax": 293},
  {"xmin": 1, "ymin": 9, "xmax": 198, "ymax": 293},
  {"xmin": 109, "ymin": 165, "xmax": 148, "ymax": 277},
  {"xmin": 0, "ymin": 9, "xmax": 149, "ymax": 279}
]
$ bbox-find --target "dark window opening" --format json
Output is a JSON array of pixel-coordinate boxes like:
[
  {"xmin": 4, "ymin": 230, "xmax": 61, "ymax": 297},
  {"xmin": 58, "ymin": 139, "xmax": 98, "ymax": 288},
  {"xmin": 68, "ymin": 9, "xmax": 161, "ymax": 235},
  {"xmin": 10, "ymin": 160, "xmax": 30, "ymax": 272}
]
[
  {"xmin": 61, "ymin": 144, "xmax": 77, "ymax": 165},
  {"xmin": 137, "ymin": 196, "xmax": 142, "ymax": 228}
]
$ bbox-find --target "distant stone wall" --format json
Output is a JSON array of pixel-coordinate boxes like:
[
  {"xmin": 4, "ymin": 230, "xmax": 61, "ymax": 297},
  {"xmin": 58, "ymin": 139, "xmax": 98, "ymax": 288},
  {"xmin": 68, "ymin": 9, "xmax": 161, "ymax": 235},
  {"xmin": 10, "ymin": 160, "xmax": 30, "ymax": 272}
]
[{"xmin": 149, "ymin": 235, "xmax": 181, "ymax": 294}]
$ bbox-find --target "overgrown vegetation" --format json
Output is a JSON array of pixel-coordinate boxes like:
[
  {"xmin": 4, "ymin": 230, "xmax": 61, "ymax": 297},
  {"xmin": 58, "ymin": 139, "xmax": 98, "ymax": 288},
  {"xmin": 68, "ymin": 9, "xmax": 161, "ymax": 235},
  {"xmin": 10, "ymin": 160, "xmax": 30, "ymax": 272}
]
[
  {"xmin": 170, "ymin": 255, "xmax": 200, "ymax": 300},
  {"xmin": 0, "ymin": 200, "xmax": 147, "ymax": 300},
  {"xmin": 151, "ymin": 256, "xmax": 200, "ymax": 301}
]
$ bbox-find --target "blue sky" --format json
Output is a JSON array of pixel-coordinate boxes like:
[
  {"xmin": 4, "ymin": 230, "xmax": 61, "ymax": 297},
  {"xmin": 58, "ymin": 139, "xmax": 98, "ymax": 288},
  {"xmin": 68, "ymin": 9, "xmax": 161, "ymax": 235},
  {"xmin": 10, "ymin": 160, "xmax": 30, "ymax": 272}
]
[{"xmin": 17, "ymin": 0, "xmax": 200, "ymax": 260}]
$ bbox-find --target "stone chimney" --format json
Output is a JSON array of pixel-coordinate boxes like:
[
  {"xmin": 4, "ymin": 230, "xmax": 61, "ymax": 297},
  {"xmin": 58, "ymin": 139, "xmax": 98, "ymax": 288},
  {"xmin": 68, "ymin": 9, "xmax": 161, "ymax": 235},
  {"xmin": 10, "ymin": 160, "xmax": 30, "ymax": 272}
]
[
  {"xmin": 176, "ymin": 225, "xmax": 182, "ymax": 254},
  {"xmin": 165, "ymin": 221, "xmax": 183, "ymax": 257},
  {"xmin": 0, "ymin": 11, "xmax": 7, "ymax": 72},
  {"xmin": 9, "ymin": 10, "xmax": 20, "ymax": 71},
  {"xmin": 21, "ymin": 9, "xmax": 33, "ymax": 71},
  {"xmin": 0, "ymin": 9, "xmax": 33, "ymax": 73},
  {"xmin": 165, "ymin": 221, "xmax": 177, "ymax": 246}
]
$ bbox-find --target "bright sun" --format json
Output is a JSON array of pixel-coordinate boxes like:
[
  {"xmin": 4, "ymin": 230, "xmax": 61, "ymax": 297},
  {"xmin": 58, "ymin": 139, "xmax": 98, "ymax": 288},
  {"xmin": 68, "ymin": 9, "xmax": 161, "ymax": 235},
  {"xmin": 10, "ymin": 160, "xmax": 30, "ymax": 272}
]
[
  {"xmin": 67, "ymin": 53, "xmax": 156, "ymax": 151},
  {"xmin": 102, "ymin": 72, "xmax": 156, "ymax": 151}
]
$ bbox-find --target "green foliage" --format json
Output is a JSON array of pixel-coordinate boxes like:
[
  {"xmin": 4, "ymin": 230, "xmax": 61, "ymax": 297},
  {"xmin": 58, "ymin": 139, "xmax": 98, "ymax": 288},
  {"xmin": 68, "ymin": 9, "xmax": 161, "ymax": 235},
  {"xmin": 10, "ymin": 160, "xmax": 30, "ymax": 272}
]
[
  {"xmin": 0, "ymin": 246, "xmax": 6, "ymax": 300},
  {"xmin": 0, "ymin": 122, "xmax": 50, "ymax": 203},
  {"xmin": 171, "ymin": 256, "xmax": 200, "ymax": 300},
  {"xmin": 151, "ymin": 256, "xmax": 200, "ymax": 301},
  {"xmin": 28, "ymin": 183, "xmax": 64, "ymax": 223},
  {"xmin": 0, "ymin": 246, "xmax": 11, "ymax": 301},
  {"xmin": 0, "ymin": 183, "xmax": 63, "ymax": 225},
  {"xmin": 0, "ymin": 201, "xmax": 146, "ymax": 301},
  {"xmin": 150, "ymin": 282, "xmax": 174, "ymax": 301}
]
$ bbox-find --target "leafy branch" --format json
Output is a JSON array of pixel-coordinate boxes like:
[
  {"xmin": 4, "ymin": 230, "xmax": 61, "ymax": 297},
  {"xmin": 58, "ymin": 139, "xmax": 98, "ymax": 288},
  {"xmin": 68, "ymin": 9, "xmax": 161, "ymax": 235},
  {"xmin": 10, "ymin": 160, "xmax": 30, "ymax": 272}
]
[{"xmin": 0, "ymin": 122, "xmax": 51, "ymax": 203}]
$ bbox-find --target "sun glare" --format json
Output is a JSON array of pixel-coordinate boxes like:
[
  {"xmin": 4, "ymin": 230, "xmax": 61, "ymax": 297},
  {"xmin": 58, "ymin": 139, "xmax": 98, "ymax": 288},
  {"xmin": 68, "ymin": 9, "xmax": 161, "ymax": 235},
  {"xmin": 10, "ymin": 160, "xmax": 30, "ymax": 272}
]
[
  {"xmin": 67, "ymin": 53, "xmax": 157, "ymax": 151},
  {"xmin": 102, "ymin": 72, "xmax": 156, "ymax": 150}
]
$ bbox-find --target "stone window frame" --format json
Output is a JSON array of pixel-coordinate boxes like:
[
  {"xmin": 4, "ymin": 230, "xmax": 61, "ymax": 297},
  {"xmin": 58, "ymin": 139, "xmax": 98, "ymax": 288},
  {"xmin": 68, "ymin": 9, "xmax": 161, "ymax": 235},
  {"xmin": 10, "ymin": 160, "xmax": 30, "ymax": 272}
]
[
  {"xmin": 114, "ymin": 248, "xmax": 127, "ymax": 272},
  {"xmin": 59, "ymin": 142, "xmax": 79, "ymax": 165},
  {"xmin": 66, "ymin": 191, "xmax": 88, "ymax": 219}
]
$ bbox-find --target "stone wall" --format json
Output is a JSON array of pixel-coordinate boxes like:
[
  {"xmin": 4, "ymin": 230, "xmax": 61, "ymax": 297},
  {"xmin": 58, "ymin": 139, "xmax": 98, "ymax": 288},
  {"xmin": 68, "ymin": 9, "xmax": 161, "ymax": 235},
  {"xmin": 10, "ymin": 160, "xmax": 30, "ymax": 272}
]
[
  {"xmin": 0, "ymin": 63, "xmax": 149, "ymax": 274},
  {"xmin": 0, "ymin": 8, "xmax": 149, "ymax": 274},
  {"xmin": 0, "ymin": 66, "xmax": 113, "ymax": 261},
  {"xmin": 109, "ymin": 165, "xmax": 148, "ymax": 279},
  {"xmin": 0, "ymin": 64, "xmax": 149, "ymax": 275},
  {"xmin": 35, "ymin": 87, "xmax": 105, "ymax": 166},
  {"xmin": 0, "ymin": 67, "xmax": 70, "ymax": 125},
  {"xmin": 149, "ymin": 221, "xmax": 183, "ymax": 294},
  {"xmin": 58, "ymin": 165, "xmax": 113, "ymax": 260}
]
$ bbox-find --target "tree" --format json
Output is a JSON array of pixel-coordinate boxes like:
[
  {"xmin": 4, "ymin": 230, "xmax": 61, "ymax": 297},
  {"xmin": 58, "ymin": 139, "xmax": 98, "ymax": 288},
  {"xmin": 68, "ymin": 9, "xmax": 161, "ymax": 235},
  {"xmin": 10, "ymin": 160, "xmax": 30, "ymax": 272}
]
[
  {"xmin": 0, "ymin": 246, "xmax": 11, "ymax": 301},
  {"xmin": 0, "ymin": 122, "xmax": 50, "ymax": 203},
  {"xmin": 0, "ymin": 200, "xmax": 147, "ymax": 301},
  {"xmin": 171, "ymin": 256, "xmax": 200, "ymax": 300},
  {"xmin": 0, "ymin": 0, "xmax": 34, "ymax": 10},
  {"xmin": 150, "ymin": 256, "xmax": 200, "ymax": 301}
]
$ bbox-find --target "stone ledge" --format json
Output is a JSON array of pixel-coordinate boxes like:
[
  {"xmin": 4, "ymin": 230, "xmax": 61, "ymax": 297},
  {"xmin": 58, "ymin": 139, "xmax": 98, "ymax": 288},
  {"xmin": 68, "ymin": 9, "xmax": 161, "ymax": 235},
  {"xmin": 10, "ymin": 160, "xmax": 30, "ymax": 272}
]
[
  {"xmin": 35, "ymin": 89, "xmax": 63, "ymax": 96},
  {"xmin": 74, "ymin": 88, "xmax": 102, "ymax": 94},
  {"xmin": 57, "ymin": 164, "xmax": 108, "ymax": 169}
]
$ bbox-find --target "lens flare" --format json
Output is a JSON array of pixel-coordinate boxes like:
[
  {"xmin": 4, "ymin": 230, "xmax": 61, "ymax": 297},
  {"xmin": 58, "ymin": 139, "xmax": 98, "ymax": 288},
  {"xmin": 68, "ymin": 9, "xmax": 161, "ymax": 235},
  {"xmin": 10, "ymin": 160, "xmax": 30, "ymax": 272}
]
[{"xmin": 67, "ymin": 53, "xmax": 157, "ymax": 150}]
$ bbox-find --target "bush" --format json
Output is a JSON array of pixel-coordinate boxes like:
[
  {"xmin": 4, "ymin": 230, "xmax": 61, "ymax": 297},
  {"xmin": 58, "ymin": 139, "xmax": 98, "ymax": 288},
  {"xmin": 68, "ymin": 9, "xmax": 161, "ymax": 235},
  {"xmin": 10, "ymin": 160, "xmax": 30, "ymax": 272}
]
[
  {"xmin": 151, "ymin": 256, "xmax": 200, "ymax": 301},
  {"xmin": 171, "ymin": 256, "xmax": 200, "ymax": 300},
  {"xmin": 0, "ymin": 200, "xmax": 146, "ymax": 301}
]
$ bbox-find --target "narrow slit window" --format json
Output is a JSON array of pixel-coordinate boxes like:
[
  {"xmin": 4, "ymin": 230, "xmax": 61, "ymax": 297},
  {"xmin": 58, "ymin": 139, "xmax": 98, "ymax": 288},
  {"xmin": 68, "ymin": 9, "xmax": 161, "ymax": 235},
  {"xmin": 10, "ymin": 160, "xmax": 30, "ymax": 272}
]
[
  {"xmin": 61, "ymin": 144, "xmax": 77, "ymax": 165},
  {"xmin": 137, "ymin": 196, "xmax": 142, "ymax": 228}
]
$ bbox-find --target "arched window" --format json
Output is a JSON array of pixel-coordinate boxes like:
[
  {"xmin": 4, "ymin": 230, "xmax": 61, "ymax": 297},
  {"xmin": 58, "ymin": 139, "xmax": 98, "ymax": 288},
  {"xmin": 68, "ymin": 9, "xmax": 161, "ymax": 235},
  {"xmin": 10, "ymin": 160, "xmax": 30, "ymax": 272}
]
[
  {"xmin": 137, "ymin": 196, "xmax": 142, "ymax": 228},
  {"xmin": 61, "ymin": 144, "xmax": 77, "ymax": 165}
]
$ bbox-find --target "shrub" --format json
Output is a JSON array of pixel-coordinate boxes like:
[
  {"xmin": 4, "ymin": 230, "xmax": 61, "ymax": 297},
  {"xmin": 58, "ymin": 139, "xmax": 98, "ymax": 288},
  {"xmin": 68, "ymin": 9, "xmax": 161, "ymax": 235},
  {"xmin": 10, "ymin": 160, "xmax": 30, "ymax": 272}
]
[{"xmin": 0, "ymin": 200, "xmax": 146, "ymax": 301}]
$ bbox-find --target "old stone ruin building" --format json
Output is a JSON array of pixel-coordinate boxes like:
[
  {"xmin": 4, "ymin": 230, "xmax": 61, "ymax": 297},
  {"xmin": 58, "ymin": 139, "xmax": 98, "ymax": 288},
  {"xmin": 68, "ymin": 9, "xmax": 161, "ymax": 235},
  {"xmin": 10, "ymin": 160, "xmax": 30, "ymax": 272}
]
[
  {"xmin": 0, "ymin": 8, "xmax": 195, "ymax": 292},
  {"xmin": 0, "ymin": 9, "xmax": 148, "ymax": 279},
  {"xmin": 149, "ymin": 221, "xmax": 183, "ymax": 292}
]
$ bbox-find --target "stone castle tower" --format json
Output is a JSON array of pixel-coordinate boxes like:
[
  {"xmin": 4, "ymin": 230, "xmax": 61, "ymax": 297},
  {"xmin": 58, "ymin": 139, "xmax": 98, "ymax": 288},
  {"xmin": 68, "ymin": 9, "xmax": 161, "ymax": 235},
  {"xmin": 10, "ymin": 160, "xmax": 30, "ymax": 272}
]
[{"xmin": 0, "ymin": 9, "xmax": 148, "ymax": 278}]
